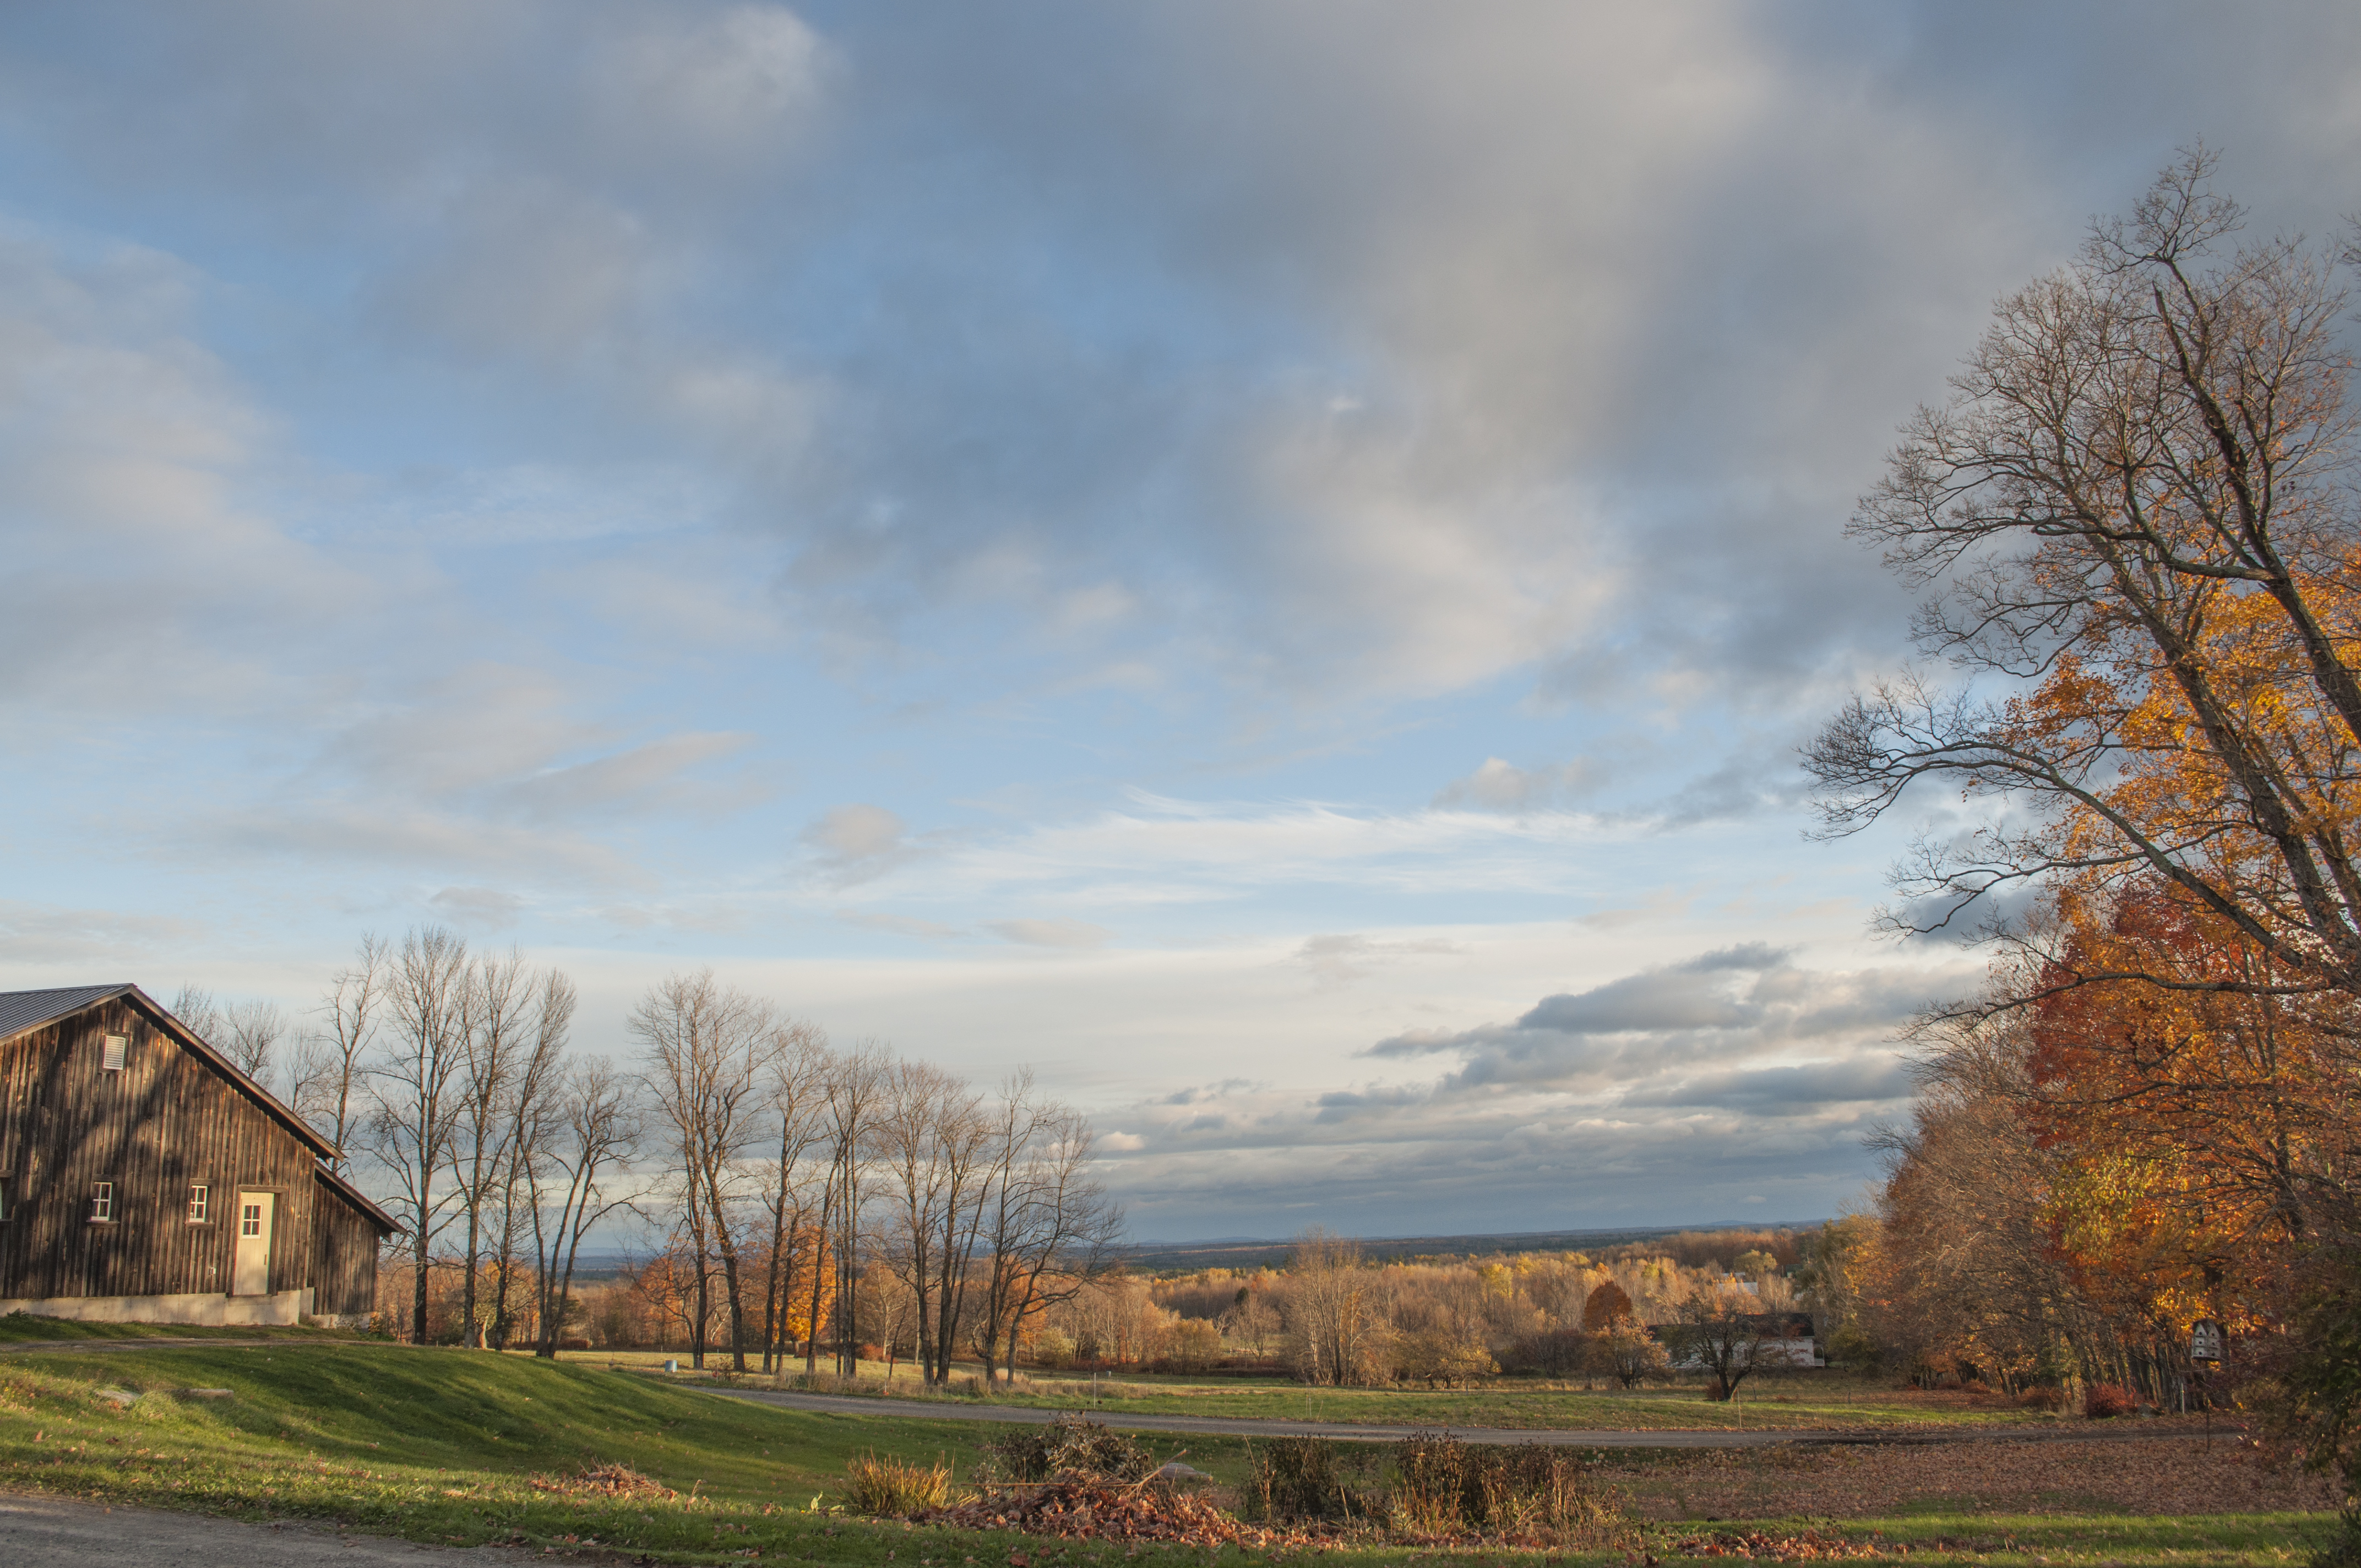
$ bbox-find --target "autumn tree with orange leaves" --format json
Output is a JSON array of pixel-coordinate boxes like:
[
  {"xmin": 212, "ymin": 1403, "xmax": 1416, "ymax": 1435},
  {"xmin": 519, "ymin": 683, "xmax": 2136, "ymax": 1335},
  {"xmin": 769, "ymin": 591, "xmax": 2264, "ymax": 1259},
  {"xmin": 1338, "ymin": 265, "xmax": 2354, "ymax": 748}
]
[{"xmin": 1811, "ymin": 153, "xmax": 2361, "ymax": 1521}]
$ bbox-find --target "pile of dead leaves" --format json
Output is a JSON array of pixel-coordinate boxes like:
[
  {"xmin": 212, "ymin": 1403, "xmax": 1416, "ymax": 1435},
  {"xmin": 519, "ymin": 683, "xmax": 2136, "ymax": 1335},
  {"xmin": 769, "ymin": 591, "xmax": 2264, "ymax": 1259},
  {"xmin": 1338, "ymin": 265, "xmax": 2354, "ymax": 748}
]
[
  {"xmin": 1653, "ymin": 1526, "xmax": 1899, "ymax": 1561},
  {"xmin": 916, "ymin": 1476, "xmax": 1339, "ymax": 1551},
  {"xmin": 529, "ymin": 1462, "xmax": 676, "ymax": 1501}
]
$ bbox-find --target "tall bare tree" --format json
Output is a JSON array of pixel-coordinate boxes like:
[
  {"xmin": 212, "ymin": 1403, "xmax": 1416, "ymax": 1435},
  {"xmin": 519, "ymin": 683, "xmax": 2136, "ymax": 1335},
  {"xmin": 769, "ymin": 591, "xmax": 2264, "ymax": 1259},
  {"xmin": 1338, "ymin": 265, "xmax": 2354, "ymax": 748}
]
[
  {"xmin": 972, "ymin": 1086, "xmax": 1123, "ymax": 1385},
  {"xmin": 487, "ymin": 968, "xmax": 573, "ymax": 1348},
  {"xmin": 806, "ymin": 1043, "xmax": 888, "ymax": 1379},
  {"xmin": 168, "ymin": 985, "xmax": 285, "ymax": 1091},
  {"xmin": 445, "ymin": 950, "xmax": 537, "ymax": 1347},
  {"xmin": 634, "ymin": 971, "xmax": 772, "ymax": 1370},
  {"xmin": 291, "ymin": 935, "xmax": 386, "ymax": 1169},
  {"xmin": 168, "ymin": 983, "xmax": 223, "ymax": 1046},
  {"xmin": 875, "ymin": 1060, "xmax": 992, "ymax": 1385},
  {"xmin": 369, "ymin": 925, "xmax": 471, "ymax": 1344},
  {"xmin": 755, "ymin": 1022, "xmax": 831, "ymax": 1373},
  {"xmin": 531, "ymin": 1054, "xmax": 640, "ymax": 1358},
  {"xmin": 1282, "ymin": 1228, "xmax": 1392, "ymax": 1386}
]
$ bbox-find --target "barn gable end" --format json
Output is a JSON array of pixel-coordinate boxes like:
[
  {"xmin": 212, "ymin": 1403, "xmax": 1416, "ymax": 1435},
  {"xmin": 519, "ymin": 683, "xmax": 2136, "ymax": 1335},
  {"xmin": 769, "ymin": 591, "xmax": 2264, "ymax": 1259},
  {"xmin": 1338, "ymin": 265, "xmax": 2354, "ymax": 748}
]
[{"xmin": 0, "ymin": 984, "xmax": 395, "ymax": 1327}]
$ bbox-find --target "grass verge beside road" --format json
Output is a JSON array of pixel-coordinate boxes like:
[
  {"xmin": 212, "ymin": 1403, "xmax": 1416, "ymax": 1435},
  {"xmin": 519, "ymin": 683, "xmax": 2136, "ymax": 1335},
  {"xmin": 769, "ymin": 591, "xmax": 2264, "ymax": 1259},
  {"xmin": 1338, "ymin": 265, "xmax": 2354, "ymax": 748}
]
[{"xmin": 0, "ymin": 1341, "xmax": 2335, "ymax": 1565}]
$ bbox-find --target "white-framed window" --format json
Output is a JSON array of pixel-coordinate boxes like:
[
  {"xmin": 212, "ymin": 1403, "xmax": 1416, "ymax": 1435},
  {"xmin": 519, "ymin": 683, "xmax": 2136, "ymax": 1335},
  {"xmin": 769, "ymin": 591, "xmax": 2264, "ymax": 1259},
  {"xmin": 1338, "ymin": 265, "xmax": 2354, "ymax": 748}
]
[
  {"xmin": 91, "ymin": 1182, "xmax": 113, "ymax": 1222},
  {"xmin": 188, "ymin": 1184, "xmax": 208, "ymax": 1224},
  {"xmin": 100, "ymin": 1035, "xmax": 128, "ymax": 1072},
  {"xmin": 241, "ymin": 1200, "xmax": 264, "ymax": 1238}
]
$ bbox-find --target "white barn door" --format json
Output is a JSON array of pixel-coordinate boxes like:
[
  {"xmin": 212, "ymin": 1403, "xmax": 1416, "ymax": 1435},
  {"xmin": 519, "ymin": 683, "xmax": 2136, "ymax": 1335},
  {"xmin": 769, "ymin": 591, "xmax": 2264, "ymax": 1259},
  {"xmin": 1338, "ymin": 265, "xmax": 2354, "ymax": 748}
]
[{"xmin": 234, "ymin": 1191, "xmax": 275, "ymax": 1295}]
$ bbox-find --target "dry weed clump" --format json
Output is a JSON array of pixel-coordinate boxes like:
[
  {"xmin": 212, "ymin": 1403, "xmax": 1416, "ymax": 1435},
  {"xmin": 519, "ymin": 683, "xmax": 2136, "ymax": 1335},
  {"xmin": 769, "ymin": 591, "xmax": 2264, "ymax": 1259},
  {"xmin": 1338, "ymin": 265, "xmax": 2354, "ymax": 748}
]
[
  {"xmin": 1385, "ymin": 1432, "xmax": 1626, "ymax": 1547},
  {"xmin": 920, "ymin": 1475, "xmax": 1328, "ymax": 1549},
  {"xmin": 842, "ymin": 1451, "xmax": 959, "ymax": 1516},
  {"xmin": 917, "ymin": 1420, "xmax": 1636, "ymax": 1553},
  {"xmin": 529, "ymin": 1462, "xmax": 675, "ymax": 1501},
  {"xmin": 977, "ymin": 1414, "xmax": 1158, "ymax": 1484},
  {"xmin": 1238, "ymin": 1435, "xmax": 1385, "ymax": 1523}
]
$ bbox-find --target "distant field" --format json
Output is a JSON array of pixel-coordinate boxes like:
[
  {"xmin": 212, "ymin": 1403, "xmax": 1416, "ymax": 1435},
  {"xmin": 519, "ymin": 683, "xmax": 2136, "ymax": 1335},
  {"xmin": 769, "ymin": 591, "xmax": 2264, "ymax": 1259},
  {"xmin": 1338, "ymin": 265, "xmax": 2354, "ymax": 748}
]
[{"xmin": 0, "ymin": 1341, "xmax": 2335, "ymax": 1565}]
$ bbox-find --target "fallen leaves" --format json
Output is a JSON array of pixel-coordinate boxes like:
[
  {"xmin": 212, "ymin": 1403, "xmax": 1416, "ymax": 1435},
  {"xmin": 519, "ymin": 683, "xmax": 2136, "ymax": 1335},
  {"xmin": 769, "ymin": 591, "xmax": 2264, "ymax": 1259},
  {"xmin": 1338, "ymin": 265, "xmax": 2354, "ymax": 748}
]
[{"xmin": 529, "ymin": 1462, "xmax": 676, "ymax": 1501}]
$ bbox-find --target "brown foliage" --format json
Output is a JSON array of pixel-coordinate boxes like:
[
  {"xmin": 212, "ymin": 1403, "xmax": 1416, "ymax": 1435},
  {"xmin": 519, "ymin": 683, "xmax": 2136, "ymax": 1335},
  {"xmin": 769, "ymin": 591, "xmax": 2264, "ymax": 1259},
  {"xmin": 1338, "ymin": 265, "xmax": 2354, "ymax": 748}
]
[{"xmin": 1582, "ymin": 1278, "xmax": 1634, "ymax": 1331}]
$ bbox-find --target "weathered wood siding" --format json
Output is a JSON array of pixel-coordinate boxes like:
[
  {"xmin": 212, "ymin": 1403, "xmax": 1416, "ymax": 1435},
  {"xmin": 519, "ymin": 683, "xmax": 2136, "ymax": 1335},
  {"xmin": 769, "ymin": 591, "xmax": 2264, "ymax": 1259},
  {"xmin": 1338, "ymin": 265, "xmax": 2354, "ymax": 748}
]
[
  {"xmin": 0, "ymin": 997, "xmax": 321, "ymax": 1301},
  {"xmin": 310, "ymin": 1183, "xmax": 381, "ymax": 1317}
]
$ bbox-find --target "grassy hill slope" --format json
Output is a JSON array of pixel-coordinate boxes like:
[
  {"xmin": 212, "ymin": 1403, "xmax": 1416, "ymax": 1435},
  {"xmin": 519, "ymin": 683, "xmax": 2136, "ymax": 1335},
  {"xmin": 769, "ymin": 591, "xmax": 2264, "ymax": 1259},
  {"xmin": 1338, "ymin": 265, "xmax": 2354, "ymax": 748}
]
[{"xmin": 0, "ymin": 1340, "xmax": 2333, "ymax": 1565}]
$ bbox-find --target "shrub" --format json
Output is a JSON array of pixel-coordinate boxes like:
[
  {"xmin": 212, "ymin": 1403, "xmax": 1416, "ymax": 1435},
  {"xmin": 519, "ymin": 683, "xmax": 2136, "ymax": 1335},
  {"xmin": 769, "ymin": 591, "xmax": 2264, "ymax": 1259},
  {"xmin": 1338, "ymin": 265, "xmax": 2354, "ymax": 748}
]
[
  {"xmin": 2086, "ymin": 1384, "xmax": 2137, "ymax": 1419},
  {"xmin": 1238, "ymin": 1436, "xmax": 1383, "ymax": 1522},
  {"xmin": 1387, "ymin": 1433, "xmax": 1623, "ymax": 1544},
  {"xmin": 2017, "ymin": 1385, "xmax": 2064, "ymax": 1411},
  {"xmin": 978, "ymin": 1414, "xmax": 1155, "ymax": 1484},
  {"xmin": 842, "ymin": 1451, "xmax": 956, "ymax": 1516}
]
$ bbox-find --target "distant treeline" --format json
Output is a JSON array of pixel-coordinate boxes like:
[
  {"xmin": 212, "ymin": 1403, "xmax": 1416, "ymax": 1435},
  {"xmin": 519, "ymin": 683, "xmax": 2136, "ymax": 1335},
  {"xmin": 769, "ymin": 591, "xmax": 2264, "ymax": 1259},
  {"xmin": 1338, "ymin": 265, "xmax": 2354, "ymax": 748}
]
[{"xmin": 1122, "ymin": 1224, "xmax": 1811, "ymax": 1275}]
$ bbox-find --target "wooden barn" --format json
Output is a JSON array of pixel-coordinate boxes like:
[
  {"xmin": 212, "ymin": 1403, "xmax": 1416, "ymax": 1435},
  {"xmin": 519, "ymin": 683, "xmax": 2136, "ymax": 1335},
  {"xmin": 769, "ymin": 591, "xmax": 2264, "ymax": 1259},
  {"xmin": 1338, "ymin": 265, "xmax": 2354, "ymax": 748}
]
[{"xmin": 0, "ymin": 984, "xmax": 397, "ymax": 1327}]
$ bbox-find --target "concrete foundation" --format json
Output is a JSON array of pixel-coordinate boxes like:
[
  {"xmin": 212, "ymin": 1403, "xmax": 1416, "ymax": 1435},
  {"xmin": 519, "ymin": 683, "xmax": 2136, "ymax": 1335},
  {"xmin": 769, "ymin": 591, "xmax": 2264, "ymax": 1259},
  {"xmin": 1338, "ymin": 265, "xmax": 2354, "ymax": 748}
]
[{"xmin": 0, "ymin": 1288, "xmax": 314, "ymax": 1326}]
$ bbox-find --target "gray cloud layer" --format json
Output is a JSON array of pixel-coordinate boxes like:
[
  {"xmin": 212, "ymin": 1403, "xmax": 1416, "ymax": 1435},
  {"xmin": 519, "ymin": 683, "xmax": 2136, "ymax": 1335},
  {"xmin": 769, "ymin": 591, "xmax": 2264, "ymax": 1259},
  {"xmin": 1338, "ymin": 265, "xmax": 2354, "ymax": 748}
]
[{"xmin": 1096, "ymin": 942, "xmax": 1969, "ymax": 1233}]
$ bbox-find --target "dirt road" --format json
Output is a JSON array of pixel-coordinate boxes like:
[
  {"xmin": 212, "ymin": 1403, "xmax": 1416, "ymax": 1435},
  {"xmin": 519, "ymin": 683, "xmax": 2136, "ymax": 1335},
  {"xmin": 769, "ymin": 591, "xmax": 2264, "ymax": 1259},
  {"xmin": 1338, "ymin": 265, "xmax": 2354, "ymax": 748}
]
[
  {"xmin": 0, "ymin": 1491, "xmax": 524, "ymax": 1566},
  {"xmin": 698, "ymin": 1385, "xmax": 2224, "ymax": 1449}
]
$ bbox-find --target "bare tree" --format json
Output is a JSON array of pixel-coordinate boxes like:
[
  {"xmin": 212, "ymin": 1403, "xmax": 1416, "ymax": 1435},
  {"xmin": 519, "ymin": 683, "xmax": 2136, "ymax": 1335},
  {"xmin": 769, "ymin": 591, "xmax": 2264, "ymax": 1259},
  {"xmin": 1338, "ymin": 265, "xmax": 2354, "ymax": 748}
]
[
  {"xmin": 755, "ymin": 1022, "xmax": 831, "ymax": 1373},
  {"xmin": 1282, "ymin": 1228, "xmax": 1393, "ymax": 1387},
  {"xmin": 806, "ymin": 1043, "xmax": 888, "ymax": 1379},
  {"xmin": 1668, "ymin": 1288, "xmax": 1775, "ymax": 1402},
  {"xmin": 219, "ymin": 999, "xmax": 286, "ymax": 1088},
  {"xmin": 168, "ymin": 984, "xmax": 224, "ymax": 1047},
  {"xmin": 875, "ymin": 1060, "xmax": 992, "ymax": 1385},
  {"xmin": 369, "ymin": 925, "xmax": 471, "ymax": 1344},
  {"xmin": 487, "ymin": 968, "xmax": 573, "ymax": 1348},
  {"xmin": 531, "ymin": 1055, "xmax": 640, "ymax": 1358},
  {"xmin": 972, "ymin": 1088, "xmax": 1124, "ymax": 1386},
  {"xmin": 168, "ymin": 985, "xmax": 286, "ymax": 1091},
  {"xmin": 291, "ymin": 935, "xmax": 386, "ymax": 1169},
  {"xmin": 445, "ymin": 950, "xmax": 537, "ymax": 1347},
  {"xmin": 634, "ymin": 972, "xmax": 772, "ymax": 1370}
]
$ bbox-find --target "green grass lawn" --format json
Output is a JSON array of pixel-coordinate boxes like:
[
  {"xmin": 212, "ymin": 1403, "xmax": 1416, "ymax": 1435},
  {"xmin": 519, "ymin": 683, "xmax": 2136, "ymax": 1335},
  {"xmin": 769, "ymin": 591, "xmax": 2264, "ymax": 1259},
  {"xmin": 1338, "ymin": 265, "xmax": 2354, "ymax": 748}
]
[
  {"xmin": 0, "ymin": 1341, "xmax": 2333, "ymax": 1565},
  {"xmin": 635, "ymin": 1350, "xmax": 2058, "ymax": 1431},
  {"xmin": 0, "ymin": 1314, "xmax": 363, "ymax": 1343}
]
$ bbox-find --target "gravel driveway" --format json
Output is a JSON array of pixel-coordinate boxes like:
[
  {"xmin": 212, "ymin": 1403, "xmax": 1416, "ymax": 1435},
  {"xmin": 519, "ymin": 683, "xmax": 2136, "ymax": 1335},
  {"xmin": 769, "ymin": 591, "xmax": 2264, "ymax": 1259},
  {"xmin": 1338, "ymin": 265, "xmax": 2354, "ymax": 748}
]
[{"xmin": 0, "ymin": 1492, "xmax": 527, "ymax": 1566}]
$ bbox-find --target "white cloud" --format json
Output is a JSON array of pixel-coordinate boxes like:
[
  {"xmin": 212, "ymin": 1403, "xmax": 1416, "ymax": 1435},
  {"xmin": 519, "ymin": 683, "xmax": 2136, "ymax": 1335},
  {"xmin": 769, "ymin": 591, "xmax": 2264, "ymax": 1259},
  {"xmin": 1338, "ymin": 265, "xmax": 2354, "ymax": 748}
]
[
  {"xmin": 801, "ymin": 804, "xmax": 923, "ymax": 886},
  {"xmin": 988, "ymin": 918, "xmax": 1114, "ymax": 949},
  {"xmin": 429, "ymin": 886, "xmax": 526, "ymax": 929},
  {"xmin": 1292, "ymin": 933, "xmax": 1464, "ymax": 988},
  {"xmin": 1432, "ymin": 757, "xmax": 1603, "ymax": 813}
]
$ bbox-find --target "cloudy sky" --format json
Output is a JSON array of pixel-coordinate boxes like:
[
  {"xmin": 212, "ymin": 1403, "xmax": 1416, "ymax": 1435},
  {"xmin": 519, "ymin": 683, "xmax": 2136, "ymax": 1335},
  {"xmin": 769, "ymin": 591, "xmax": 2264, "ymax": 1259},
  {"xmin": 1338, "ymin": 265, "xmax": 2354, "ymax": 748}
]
[{"xmin": 4, "ymin": 2, "xmax": 2357, "ymax": 1239}]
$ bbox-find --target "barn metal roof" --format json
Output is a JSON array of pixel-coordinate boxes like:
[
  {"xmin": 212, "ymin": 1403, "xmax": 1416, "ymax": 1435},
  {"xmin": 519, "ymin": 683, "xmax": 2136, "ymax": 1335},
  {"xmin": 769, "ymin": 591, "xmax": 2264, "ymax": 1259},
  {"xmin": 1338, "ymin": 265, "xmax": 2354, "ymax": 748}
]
[{"xmin": 0, "ymin": 983, "xmax": 136, "ymax": 1044}]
